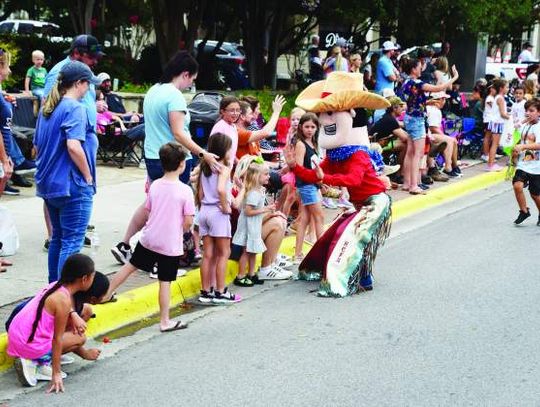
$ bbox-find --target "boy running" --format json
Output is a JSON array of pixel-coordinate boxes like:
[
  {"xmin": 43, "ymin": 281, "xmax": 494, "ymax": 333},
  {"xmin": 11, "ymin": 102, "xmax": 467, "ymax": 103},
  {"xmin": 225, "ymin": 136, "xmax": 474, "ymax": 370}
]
[{"xmin": 512, "ymin": 98, "xmax": 540, "ymax": 225}]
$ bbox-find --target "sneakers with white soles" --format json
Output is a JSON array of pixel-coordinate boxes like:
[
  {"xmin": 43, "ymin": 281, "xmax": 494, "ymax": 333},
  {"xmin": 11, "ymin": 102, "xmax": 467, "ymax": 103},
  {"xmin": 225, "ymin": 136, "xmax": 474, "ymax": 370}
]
[
  {"xmin": 35, "ymin": 363, "xmax": 67, "ymax": 381},
  {"xmin": 14, "ymin": 358, "xmax": 37, "ymax": 387},
  {"xmin": 258, "ymin": 265, "xmax": 292, "ymax": 280}
]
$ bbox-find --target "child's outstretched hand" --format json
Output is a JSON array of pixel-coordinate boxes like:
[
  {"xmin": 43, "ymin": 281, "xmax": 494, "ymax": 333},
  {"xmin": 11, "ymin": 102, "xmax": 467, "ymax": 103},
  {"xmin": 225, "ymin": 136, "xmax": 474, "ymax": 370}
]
[
  {"xmin": 272, "ymin": 95, "xmax": 286, "ymax": 114},
  {"xmin": 284, "ymin": 144, "xmax": 296, "ymax": 168}
]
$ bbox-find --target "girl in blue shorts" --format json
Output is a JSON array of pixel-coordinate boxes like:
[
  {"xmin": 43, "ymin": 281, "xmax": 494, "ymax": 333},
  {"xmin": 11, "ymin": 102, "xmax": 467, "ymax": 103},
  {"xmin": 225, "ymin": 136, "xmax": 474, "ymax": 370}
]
[{"xmin": 293, "ymin": 113, "xmax": 324, "ymax": 263}]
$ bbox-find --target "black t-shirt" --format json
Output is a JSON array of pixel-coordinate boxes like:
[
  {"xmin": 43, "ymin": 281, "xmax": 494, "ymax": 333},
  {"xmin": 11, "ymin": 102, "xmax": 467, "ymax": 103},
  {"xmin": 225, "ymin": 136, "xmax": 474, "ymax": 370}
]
[
  {"xmin": 420, "ymin": 62, "xmax": 436, "ymax": 84},
  {"xmin": 105, "ymin": 93, "xmax": 126, "ymax": 114},
  {"xmin": 369, "ymin": 112, "xmax": 400, "ymax": 141}
]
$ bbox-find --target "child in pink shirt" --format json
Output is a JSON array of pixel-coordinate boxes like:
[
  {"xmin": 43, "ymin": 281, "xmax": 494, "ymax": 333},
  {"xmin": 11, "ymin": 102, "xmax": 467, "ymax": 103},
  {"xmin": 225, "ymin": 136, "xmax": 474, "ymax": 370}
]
[
  {"xmin": 105, "ymin": 142, "xmax": 195, "ymax": 332},
  {"xmin": 210, "ymin": 96, "xmax": 241, "ymax": 164}
]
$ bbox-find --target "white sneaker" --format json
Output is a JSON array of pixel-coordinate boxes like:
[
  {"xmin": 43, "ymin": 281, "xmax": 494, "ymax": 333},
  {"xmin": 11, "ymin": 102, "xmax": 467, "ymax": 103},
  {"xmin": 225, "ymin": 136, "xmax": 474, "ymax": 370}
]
[
  {"xmin": 258, "ymin": 265, "xmax": 293, "ymax": 280},
  {"xmin": 276, "ymin": 254, "xmax": 289, "ymax": 262},
  {"xmin": 60, "ymin": 354, "xmax": 75, "ymax": 365},
  {"xmin": 177, "ymin": 268, "xmax": 187, "ymax": 277},
  {"xmin": 14, "ymin": 358, "xmax": 37, "ymax": 387},
  {"xmin": 273, "ymin": 259, "xmax": 293, "ymax": 269},
  {"xmin": 383, "ymin": 164, "xmax": 400, "ymax": 176},
  {"xmin": 149, "ymin": 270, "xmax": 158, "ymax": 279},
  {"xmin": 35, "ymin": 364, "xmax": 67, "ymax": 381},
  {"xmin": 480, "ymin": 154, "xmax": 488, "ymax": 162}
]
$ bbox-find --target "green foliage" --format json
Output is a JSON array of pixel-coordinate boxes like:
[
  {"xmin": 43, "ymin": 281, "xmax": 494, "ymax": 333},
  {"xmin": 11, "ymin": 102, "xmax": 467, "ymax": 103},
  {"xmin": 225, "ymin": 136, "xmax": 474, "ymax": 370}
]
[
  {"xmin": 119, "ymin": 81, "xmax": 152, "ymax": 93},
  {"xmin": 235, "ymin": 89, "xmax": 300, "ymax": 118},
  {"xmin": 0, "ymin": 34, "xmax": 67, "ymax": 92}
]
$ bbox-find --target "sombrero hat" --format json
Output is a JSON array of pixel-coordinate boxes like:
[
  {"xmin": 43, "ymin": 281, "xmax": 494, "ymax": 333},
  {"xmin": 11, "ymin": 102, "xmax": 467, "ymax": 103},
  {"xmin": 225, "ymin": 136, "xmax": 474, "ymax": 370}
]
[{"xmin": 296, "ymin": 71, "xmax": 390, "ymax": 112}]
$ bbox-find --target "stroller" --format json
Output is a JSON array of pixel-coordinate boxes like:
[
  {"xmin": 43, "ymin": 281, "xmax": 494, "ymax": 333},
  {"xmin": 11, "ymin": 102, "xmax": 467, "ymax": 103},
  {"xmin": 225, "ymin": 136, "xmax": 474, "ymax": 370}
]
[
  {"xmin": 457, "ymin": 117, "xmax": 484, "ymax": 159},
  {"xmin": 188, "ymin": 92, "xmax": 224, "ymax": 149}
]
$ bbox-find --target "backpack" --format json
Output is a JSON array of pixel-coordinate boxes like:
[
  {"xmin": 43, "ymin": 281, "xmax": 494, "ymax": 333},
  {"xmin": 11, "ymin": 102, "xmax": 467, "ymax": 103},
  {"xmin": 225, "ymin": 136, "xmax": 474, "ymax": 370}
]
[{"xmin": 5, "ymin": 298, "xmax": 31, "ymax": 332}]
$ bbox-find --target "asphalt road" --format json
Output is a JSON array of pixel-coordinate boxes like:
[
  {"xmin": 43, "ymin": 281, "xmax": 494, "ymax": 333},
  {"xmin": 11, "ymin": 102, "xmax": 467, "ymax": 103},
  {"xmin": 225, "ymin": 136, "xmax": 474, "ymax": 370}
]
[{"xmin": 6, "ymin": 190, "xmax": 540, "ymax": 406}]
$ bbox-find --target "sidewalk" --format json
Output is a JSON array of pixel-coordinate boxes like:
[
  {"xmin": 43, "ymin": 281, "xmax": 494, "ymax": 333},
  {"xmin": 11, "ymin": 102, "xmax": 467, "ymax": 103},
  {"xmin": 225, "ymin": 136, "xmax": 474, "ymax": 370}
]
[{"xmin": 0, "ymin": 158, "xmax": 509, "ymax": 372}]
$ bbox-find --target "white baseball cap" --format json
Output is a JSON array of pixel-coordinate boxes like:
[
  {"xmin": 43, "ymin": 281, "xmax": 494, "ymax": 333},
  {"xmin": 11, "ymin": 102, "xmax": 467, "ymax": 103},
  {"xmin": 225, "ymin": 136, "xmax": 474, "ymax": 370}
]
[
  {"xmin": 382, "ymin": 41, "xmax": 398, "ymax": 52},
  {"xmin": 97, "ymin": 72, "xmax": 111, "ymax": 82}
]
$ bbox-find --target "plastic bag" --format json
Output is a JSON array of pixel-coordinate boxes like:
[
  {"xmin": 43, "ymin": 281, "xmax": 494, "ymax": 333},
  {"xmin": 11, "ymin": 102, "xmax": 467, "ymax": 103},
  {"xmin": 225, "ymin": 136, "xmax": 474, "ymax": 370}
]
[
  {"xmin": 0, "ymin": 206, "xmax": 19, "ymax": 256},
  {"xmin": 500, "ymin": 119, "xmax": 515, "ymax": 149}
]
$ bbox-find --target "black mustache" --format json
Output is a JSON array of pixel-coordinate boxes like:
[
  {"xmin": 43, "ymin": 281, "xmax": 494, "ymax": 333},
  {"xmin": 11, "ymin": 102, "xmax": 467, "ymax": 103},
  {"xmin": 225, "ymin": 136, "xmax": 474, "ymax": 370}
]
[{"xmin": 324, "ymin": 124, "xmax": 337, "ymax": 135}]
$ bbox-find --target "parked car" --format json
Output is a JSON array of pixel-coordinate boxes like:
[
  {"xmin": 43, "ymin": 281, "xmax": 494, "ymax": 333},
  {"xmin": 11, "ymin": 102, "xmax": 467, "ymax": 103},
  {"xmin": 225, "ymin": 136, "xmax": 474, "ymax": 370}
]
[
  {"xmin": 0, "ymin": 19, "xmax": 68, "ymax": 42},
  {"xmin": 193, "ymin": 40, "xmax": 249, "ymax": 90},
  {"xmin": 485, "ymin": 61, "xmax": 538, "ymax": 81}
]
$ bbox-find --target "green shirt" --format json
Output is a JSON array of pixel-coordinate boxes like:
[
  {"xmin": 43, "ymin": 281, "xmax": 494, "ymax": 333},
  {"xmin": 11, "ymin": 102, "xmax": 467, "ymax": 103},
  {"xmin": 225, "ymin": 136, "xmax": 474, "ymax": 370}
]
[{"xmin": 26, "ymin": 66, "xmax": 47, "ymax": 89}]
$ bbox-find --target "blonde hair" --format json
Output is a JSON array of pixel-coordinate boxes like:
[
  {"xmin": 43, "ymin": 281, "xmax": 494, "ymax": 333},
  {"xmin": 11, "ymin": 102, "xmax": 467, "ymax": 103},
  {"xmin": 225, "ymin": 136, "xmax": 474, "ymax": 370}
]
[
  {"xmin": 32, "ymin": 50, "xmax": 45, "ymax": 60},
  {"xmin": 290, "ymin": 107, "xmax": 306, "ymax": 119},
  {"xmin": 0, "ymin": 49, "xmax": 11, "ymax": 68},
  {"xmin": 331, "ymin": 46, "xmax": 343, "ymax": 72},
  {"xmin": 434, "ymin": 56, "xmax": 449, "ymax": 73},
  {"xmin": 243, "ymin": 162, "xmax": 266, "ymax": 198},
  {"xmin": 523, "ymin": 79, "xmax": 536, "ymax": 96},
  {"xmin": 42, "ymin": 74, "xmax": 80, "ymax": 118}
]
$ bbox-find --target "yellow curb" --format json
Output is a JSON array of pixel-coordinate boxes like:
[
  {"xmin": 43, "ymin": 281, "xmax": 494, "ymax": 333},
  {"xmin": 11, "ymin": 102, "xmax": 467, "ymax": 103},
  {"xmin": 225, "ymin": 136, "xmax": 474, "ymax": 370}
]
[
  {"xmin": 0, "ymin": 170, "xmax": 504, "ymax": 373},
  {"xmin": 0, "ymin": 235, "xmax": 302, "ymax": 373},
  {"xmin": 392, "ymin": 170, "xmax": 507, "ymax": 221}
]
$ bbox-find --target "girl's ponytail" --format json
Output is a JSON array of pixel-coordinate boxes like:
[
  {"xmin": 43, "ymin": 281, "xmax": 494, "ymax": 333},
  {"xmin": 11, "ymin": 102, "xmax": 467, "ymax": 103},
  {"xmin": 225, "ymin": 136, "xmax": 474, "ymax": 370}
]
[
  {"xmin": 42, "ymin": 80, "xmax": 63, "ymax": 118},
  {"xmin": 27, "ymin": 254, "xmax": 95, "ymax": 342}
]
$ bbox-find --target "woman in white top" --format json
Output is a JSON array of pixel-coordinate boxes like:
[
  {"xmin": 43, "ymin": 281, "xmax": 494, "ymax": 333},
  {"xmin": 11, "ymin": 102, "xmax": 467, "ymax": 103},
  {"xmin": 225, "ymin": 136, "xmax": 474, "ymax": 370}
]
[{"xmin": 434, "ymin": 57, "xmax": 451, "ymax": 89}]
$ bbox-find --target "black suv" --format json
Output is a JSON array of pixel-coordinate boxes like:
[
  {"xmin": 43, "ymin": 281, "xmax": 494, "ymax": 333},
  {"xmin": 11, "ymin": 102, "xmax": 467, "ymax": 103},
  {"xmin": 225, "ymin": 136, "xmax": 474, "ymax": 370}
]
[{"xmin": 194, "ymin": 40, "xmax": 249, "ymax": 90}]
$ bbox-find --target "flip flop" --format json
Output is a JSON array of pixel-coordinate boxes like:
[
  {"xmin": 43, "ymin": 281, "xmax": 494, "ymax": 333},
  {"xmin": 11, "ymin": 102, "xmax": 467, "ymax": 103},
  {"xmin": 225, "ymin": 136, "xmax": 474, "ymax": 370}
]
[
  {"xmin": 101, "ymin": 292, "xmax": 118, "ymax": 304},
  {"xmin": 160, "ymin": 321, "xmax": 188, "ymax": 333},
  {"xmin": 409, "ymin": 189, "xmax": 426, "ymax": 195},
  {"xmin": 0, "ymin": 267, "xmax": 6, "ymax": 273},
  {"xmin": 1, "ymin": 259, "xmax": 13, "ymax": 266}
]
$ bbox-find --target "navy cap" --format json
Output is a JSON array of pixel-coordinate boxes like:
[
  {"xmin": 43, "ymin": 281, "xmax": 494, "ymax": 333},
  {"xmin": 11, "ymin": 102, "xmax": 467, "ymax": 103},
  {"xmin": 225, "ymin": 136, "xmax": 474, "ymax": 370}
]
[
  {"xmin": 60, "ymin": 61, "xmax": 102, "ymax": 85},
  {"xmin": 66, "ymin": 34, "xmax": 105, "ymax": 57}
]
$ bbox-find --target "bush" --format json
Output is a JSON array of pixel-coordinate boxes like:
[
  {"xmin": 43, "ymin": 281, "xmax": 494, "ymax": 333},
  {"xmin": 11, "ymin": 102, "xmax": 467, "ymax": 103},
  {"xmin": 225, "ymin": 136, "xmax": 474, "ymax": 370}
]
[
  {"xmin": 235, "ymin": 89, "xmax": 299, "ymax": 119},
  {"xmin": 0, "ymin": 34, "xmax": 139, "ymax": 92},
  {"xmin": 0, "ymin": 34, "xmax": 68, "ymax": 92}
]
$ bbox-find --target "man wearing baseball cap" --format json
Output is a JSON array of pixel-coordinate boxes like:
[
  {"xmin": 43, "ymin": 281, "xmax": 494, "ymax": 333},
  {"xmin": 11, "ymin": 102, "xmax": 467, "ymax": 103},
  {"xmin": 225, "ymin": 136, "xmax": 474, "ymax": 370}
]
[
  {"xmin": 43, "ymin": 35, "xmax": 104, "ymax": 131},
  {"xmin": 374, "ymin": 40, "xmax": 399, "ymax": 94}
]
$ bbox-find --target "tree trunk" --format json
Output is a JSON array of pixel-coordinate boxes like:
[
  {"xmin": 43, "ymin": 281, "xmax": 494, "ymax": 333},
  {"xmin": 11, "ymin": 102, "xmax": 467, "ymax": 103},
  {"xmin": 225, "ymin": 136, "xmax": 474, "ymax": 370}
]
[
  {"xmin": 149, "ymin": 0, "xmax": 188, "ymax": 67},
  {"xmin": 67, "ymin": 0, "xmax": 95, "ymax": 34},
  {"xmin": 265, "ymin": 7, "xmax": 285, "ymax": 89},
  {"xmin": 243, "ymin": 0, "xmax": 268, "ymax": 89}
]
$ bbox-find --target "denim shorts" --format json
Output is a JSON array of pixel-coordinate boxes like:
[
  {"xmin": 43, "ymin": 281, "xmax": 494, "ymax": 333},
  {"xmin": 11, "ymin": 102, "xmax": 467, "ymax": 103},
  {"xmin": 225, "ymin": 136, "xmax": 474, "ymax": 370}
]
[
  {"xmin": 297, "ymin": 184, "xmax": 320, "ymax": 206},
  {"xmin": 404, "ymin": 114, "xmax": 426, "ymax": 140}
]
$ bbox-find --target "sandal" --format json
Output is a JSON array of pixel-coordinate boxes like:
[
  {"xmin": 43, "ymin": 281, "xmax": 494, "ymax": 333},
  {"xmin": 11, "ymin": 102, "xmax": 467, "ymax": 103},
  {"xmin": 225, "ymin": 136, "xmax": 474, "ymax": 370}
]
[
  {"xmin": 409, "ymin": 189, "xmax": 426, "ymax": 195},
  {"xmin": 101, "ymin": 292, "xmax": 118, "ymax": 304},
  {"xmin": 160, "ymin": 320, "xmax": 188, "ymax": 333}
]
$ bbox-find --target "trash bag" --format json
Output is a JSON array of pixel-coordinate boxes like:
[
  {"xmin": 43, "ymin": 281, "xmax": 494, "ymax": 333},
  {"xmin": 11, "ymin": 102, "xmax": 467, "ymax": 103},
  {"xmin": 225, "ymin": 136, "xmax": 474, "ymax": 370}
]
[{"xmin": 0, "ymin": 206, "xmax": 19, "ymax": 256}]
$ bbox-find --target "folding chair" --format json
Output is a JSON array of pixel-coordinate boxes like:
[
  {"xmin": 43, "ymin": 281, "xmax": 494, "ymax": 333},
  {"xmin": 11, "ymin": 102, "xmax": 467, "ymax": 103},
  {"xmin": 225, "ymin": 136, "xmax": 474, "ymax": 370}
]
[{"xmin": 97, "ymin": 123, "xmax": 143, "ymax": 168}]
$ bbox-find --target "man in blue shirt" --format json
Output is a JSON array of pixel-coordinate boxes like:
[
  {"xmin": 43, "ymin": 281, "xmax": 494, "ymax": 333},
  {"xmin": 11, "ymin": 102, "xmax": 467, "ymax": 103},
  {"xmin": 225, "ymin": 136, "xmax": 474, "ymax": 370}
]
[
  {"xmin": 44, "ymin": 34, "xmax": 105, "ymax": 130},
  {"xmin": 374, "ymin": 41, "xmax": 398, "ymax": 94}
]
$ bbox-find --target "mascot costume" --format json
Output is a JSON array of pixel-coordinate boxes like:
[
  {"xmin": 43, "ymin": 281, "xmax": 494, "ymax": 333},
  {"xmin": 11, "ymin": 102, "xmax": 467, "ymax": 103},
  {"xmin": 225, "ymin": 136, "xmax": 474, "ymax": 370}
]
[{"xmin": 286, "ymin": 71, "xmax": 392, "ymax": 297}]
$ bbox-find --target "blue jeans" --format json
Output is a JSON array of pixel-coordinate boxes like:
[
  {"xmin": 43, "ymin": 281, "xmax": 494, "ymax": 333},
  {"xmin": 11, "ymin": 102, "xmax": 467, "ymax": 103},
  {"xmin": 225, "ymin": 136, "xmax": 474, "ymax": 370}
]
[
  {"xmin": 403, "ymin": 114, "xmax": 426, "ymax": 140},
  {"xmin": 45, "ymin": 183, "xmax": 94, "ymax": 282},
  {"xmin": 146, "ymin": 157, "xmax": 192, "ymax": 184},
  {"xmin": 2, "ymin": 133, "xmax": 25, "ymax": 167}
]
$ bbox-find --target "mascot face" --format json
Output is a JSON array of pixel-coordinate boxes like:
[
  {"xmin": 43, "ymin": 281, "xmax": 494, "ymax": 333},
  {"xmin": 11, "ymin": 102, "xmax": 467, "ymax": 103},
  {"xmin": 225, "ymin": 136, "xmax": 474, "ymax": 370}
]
[{"xmin": 318, "ymin": 110, "xmax": 369, "ymax": 149}]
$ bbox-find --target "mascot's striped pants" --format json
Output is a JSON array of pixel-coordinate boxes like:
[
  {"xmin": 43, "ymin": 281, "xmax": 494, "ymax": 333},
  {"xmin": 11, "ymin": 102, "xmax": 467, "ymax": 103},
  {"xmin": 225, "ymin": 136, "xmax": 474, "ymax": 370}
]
[{"xmin": 299, "ymin": 193, "xmax": 391, "ymax": 297}]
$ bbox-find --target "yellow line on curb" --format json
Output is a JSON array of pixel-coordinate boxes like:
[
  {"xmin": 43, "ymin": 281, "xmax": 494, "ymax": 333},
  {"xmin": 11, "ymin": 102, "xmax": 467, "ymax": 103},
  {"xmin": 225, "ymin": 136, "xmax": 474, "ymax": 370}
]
[{"xmin": 0, "ymin": 171, "xmax": 507, "ymax": 373}]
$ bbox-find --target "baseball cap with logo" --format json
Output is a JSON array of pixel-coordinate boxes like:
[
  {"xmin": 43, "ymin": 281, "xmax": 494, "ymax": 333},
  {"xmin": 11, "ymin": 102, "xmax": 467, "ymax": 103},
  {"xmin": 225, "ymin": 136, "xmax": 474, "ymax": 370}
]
[
  {"xmin": 66, "ymin": 35, "xmax": 105, "ymax": 57},
  {"xmin": 382, "ymin": 40, "xmax": 398, "ymax": 52},
  {"xmin": 60, "ymin": 61, "xmax": 102, "ymax": 85}
]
